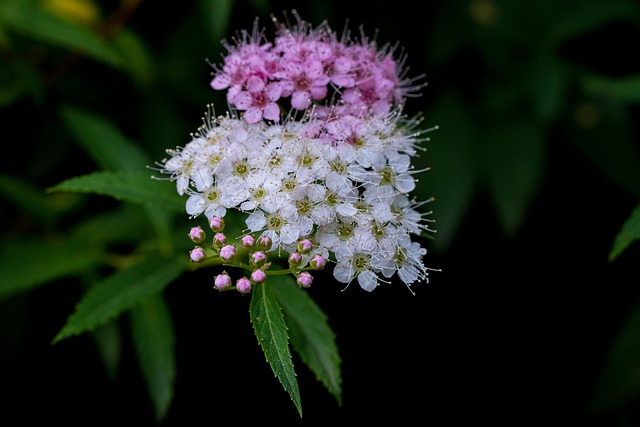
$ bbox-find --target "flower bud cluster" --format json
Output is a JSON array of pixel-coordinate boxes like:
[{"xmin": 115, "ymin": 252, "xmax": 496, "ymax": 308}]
[{"xmin": 160, "ymin": 12, "xmax": 437, "ymax": 294}]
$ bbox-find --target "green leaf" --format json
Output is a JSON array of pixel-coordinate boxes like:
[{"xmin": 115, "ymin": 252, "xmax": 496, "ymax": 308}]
[
  {"xmin": 71, "ymin": 204, "xmax": 151, "ymax": 245},
  {"xmin": 198, "ymin": 0, "xmax": 234, "ymax": 47},
  {"xmin": 0, "ymin": 173, "xmax": 78, "ymax": 226},
  {"xmin": 130, "ymin": 294, "xmax": 176, "ymax": 423},
  {"xmin": 47, "ymin": 170, "xmax": 185, "ymax": 213},
  {"xmin": 53, "ymin": 254, "xmax": 185, "ymax": 343},
  {"xmin": 589, "ymin": 299, "xmax": 640, "ymax": 412},
  {"xmin": 421, "ymin": 94, "xmax": 477, "ymax": 252},
  {"xmin": 527, "ymin": 51, "xmax": 566, "ymax": 122},
  {"xmin": 0, "ymin": 0, "xmax": 123, "ymax": 68},
  {"xmin": 585, "ymin": 75, "xmax": 640, "ymax": 104},
  {"xmin": 609, "ymin": 203, "xmax": 640, "ymax": 262},
  {"xmin": 569, "ymin": 102, "xmax": 640, "ymax": 197},
  {"xmin": 0, "ymin": 236, "xmax": 103, "ymax": 299},
  {"xmin": 272, "ymin": 276, "xmax": 342, "ymax": 405},
  {"xmin": 250, "ymin": 281, "xmax": 302, "ymax": 417},
  {"xmin": 112, "ymin": 28, "xmax": 154, "ymax": 86},
  {"xmin": 485, "ymin": 119, "xmax": 547, "ymax": 237},
  {"xmin": 59, "ymin": 105, "xmax": 151, "ymax": 171},
  {"xmin": 91, "ymin": 319, "xmax": 122, "ymax": 381},
  {"xmin": 546, "ymin": 0, "xmax": 639, "ymax": 46}
]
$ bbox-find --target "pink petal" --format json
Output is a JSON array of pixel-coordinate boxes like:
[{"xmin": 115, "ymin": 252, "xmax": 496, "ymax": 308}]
[
  {"xmin": 246, "ymin": 75, "xmax": 266, "ymax": 93},
  {"xmin": 305, "ymin": 60, "xmax": 324, "ymax": 79},
  {"xmin": 243, "ymin": 107, "xmax": 263, "ymax": 124},
  {"xmin": 291, "ymin": 91, "xmax": 311, "ymax": 110},
  {"xmin": 263, "ymin": 103, "xmax": 281, "ymax": 121},
  {"xmin": 211, "ymin": 74, "xmax": 231, "ymax": 90},
  {"xmin": 266, "ymin": 82, "xmax": 283, "ymax": 101},
  {"xmin": 234, "ymin": 91, "xmax": 253, "ymax": 110},
  {"xmin": 310, "ymin": 85, "xmax": 328, "ymax": 101}
]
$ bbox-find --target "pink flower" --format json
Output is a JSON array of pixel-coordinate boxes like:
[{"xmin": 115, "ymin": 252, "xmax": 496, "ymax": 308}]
[
  {"xmin": 214, "ymin": 272, "xmax": 232, "ymax": 291},
  {"xmin": 277, "ymin": 60, "xmax": 329, "ymax": 110},
  {"xmin": 250, "ymin": 269, "xmax": 267, "ymax": 284},
  {"xmin": 189, "ymin": 246, "xmax": 206, "ymax": 263},
  {"xmin": 236, "ymin": 277, "xmax": 252, "ymax": 294},
  {"xmin": 297, "ymin": 271, "xmax": 313, "ymax": 288},
  {"xmin": 188, "ymin": 226, "xmax": 206, "ymax": 244},
  {"xmin": 219, "ymin": 244, "xmax": 236, "ymax": 262},
  {"xmin": 233, "ymin": 75, "xmax": 282, "ymax": 123}
]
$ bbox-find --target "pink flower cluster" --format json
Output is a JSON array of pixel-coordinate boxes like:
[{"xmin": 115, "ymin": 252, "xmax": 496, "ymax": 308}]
[{"xmin": 209, "ymin": 13, "xmax": 423, "ymax": 124}]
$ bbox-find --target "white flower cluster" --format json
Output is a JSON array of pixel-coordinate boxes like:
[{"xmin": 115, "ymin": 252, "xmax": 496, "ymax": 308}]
[{"xmin": 159, "ymin": 107, "xmax": 437, "ymax": 292}]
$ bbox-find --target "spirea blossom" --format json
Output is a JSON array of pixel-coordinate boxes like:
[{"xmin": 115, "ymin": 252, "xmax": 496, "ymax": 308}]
[{"xmin": 155, "ymin": 12, "xmax": 438, "ymax": 293}]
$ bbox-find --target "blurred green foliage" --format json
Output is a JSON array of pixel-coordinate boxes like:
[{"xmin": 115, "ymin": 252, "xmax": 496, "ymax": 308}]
[{"xmin": 1, "ymin": 0, "xmax": 640, "ymax": 424}]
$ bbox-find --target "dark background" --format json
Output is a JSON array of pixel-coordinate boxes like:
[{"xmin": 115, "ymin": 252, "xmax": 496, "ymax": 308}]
[{"xmin": 2, "ymin": 0, "xmax": 640, "ymax": 425}]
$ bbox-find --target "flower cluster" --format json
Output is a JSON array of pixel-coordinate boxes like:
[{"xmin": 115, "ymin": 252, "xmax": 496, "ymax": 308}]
[
  {"xmin": 210, "ymin": 13, "xmax": 424, "ymax": 124},
  {"xmin": 156, "ymin": 12, "xmax": 437, "ymax": 294}
]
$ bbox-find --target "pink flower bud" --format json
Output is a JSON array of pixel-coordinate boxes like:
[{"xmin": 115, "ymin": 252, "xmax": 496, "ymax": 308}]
[
  {"xmin": 310, "ymin": 254, "xmax": 327, "ymax": 270},
  {"xmin": 250, "ymin": 269, "xmax": 267, "ymax": 284},
  {"xmin": 188, "ymin": 226, "xmax": 206, "ymax": 244},
  {"xmin": 250, "ymin": 251, "xmax": 267, "ymax": 267},
  {"xmin": 297, "ymin": 239, "xmax": 313, "ymax": 254},
  {"xmin": 297, "ymin": 271, "xmax": 313, "ymax": 288},
  {"xmin": 241, "ymin": 234, "xmax": 256, "ymax": 250},
  {"xmin": 258, "ymin": 235, "xmax": 272, "ymax": 251},
  {"xmin": 209, "ymin": 216, "xmax": 225, "ymax": 232},
  {"xmin": 219, "ymin": 244, "xmax": 236, "ymax": 262},
  {"xmin": 288, "ymin": 252, "xmax": 302, "ymax": 267},
  {"xmin": 189, "ymin": 246, "xmax": 206, "ymax": 263},
  {"xmin": 236, "ymin": 277, "xmax": 252, "ymax": 294},
  {"xmin": 212, "ymin": 232, "xmax": 226, "ymax": 248},
  {"xmin": 214, "ymin": 272, "xmax": 232, "ymax": 291}
]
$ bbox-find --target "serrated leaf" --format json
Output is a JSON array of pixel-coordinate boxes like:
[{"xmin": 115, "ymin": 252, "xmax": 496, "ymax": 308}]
[
  {"xmin": 0, "ymin": 0, "xmax": 123, "ymax": 67},
  {"xmin": 47, "ymin": 170, "xmax": 185, "ymax": 212},
  {"xmin": 250, "ymin": 282, "xmax": 302, "ymax": 417},
  {"xmin": 59, "ymin": 105, "xmax": 150, "ymax": 171},
  {"xmin": 53, "ymin": 255, "xmax": 185, "ymax": 343},
  {"xmin": 130, "ymin": 294, "xmax": 176, "ymax": 423},
  {"xmin": 609, "ymin": 203, "xmax": 640, "ymax": 261},
  {"xmin": 0, "ymin": 236, "xmax": 103, "ymax": 299},
  {"xmin": 272, "ymin": 276, "xmax": 342, "ymax": 406}
]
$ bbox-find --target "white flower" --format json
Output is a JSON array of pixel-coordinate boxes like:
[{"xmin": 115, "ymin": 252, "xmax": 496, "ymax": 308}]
[
  {"xmin": 333, "ymin": 245, "xmax": 379, "ymax": 292},
  {"xmin": 245, "ymin": 195, "xmax": 300, "ymax": 250}
]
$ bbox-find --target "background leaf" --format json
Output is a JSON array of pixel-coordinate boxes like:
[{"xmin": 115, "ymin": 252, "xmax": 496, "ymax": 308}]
[
  {"xmin": 0, "ymin": 0, "xmax": 124, "ymax": 67},
  {"xmin": 609, "ymin": 203, "xmax": 640, "ymax": 261},
  {"xmin": 589, "ymin": 299, "xmax": 640, "ymax": 412},
  {"xmin": 272, "ymin": 276, "xmax": 342, "ymax": 405},
  {"xmin": 0, "ymin": 236, "xmax": 103, "ymax": 299},
  {"xmin": 485, "ymin": 119, "xmax": 547, "ymax": 237},
  {"xmin": 130, "ymin": 294, "xmax": 176, "ymax": 423},
  {"xmin": 250, "ymin": 281, "xmax": 302, "ymax": 417},
  {"xmin": 53, "ymin": 254, "xmax": 185, "ymax": 343},
  {"xmin": 59, "ymin": 105, "xmax": 151, "ymax": 171}
]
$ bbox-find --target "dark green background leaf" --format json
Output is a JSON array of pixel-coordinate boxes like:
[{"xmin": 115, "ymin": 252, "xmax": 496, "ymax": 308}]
[{"xmin": 130, "ymin": 294, "xmax": 176, "ymax": 423}]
